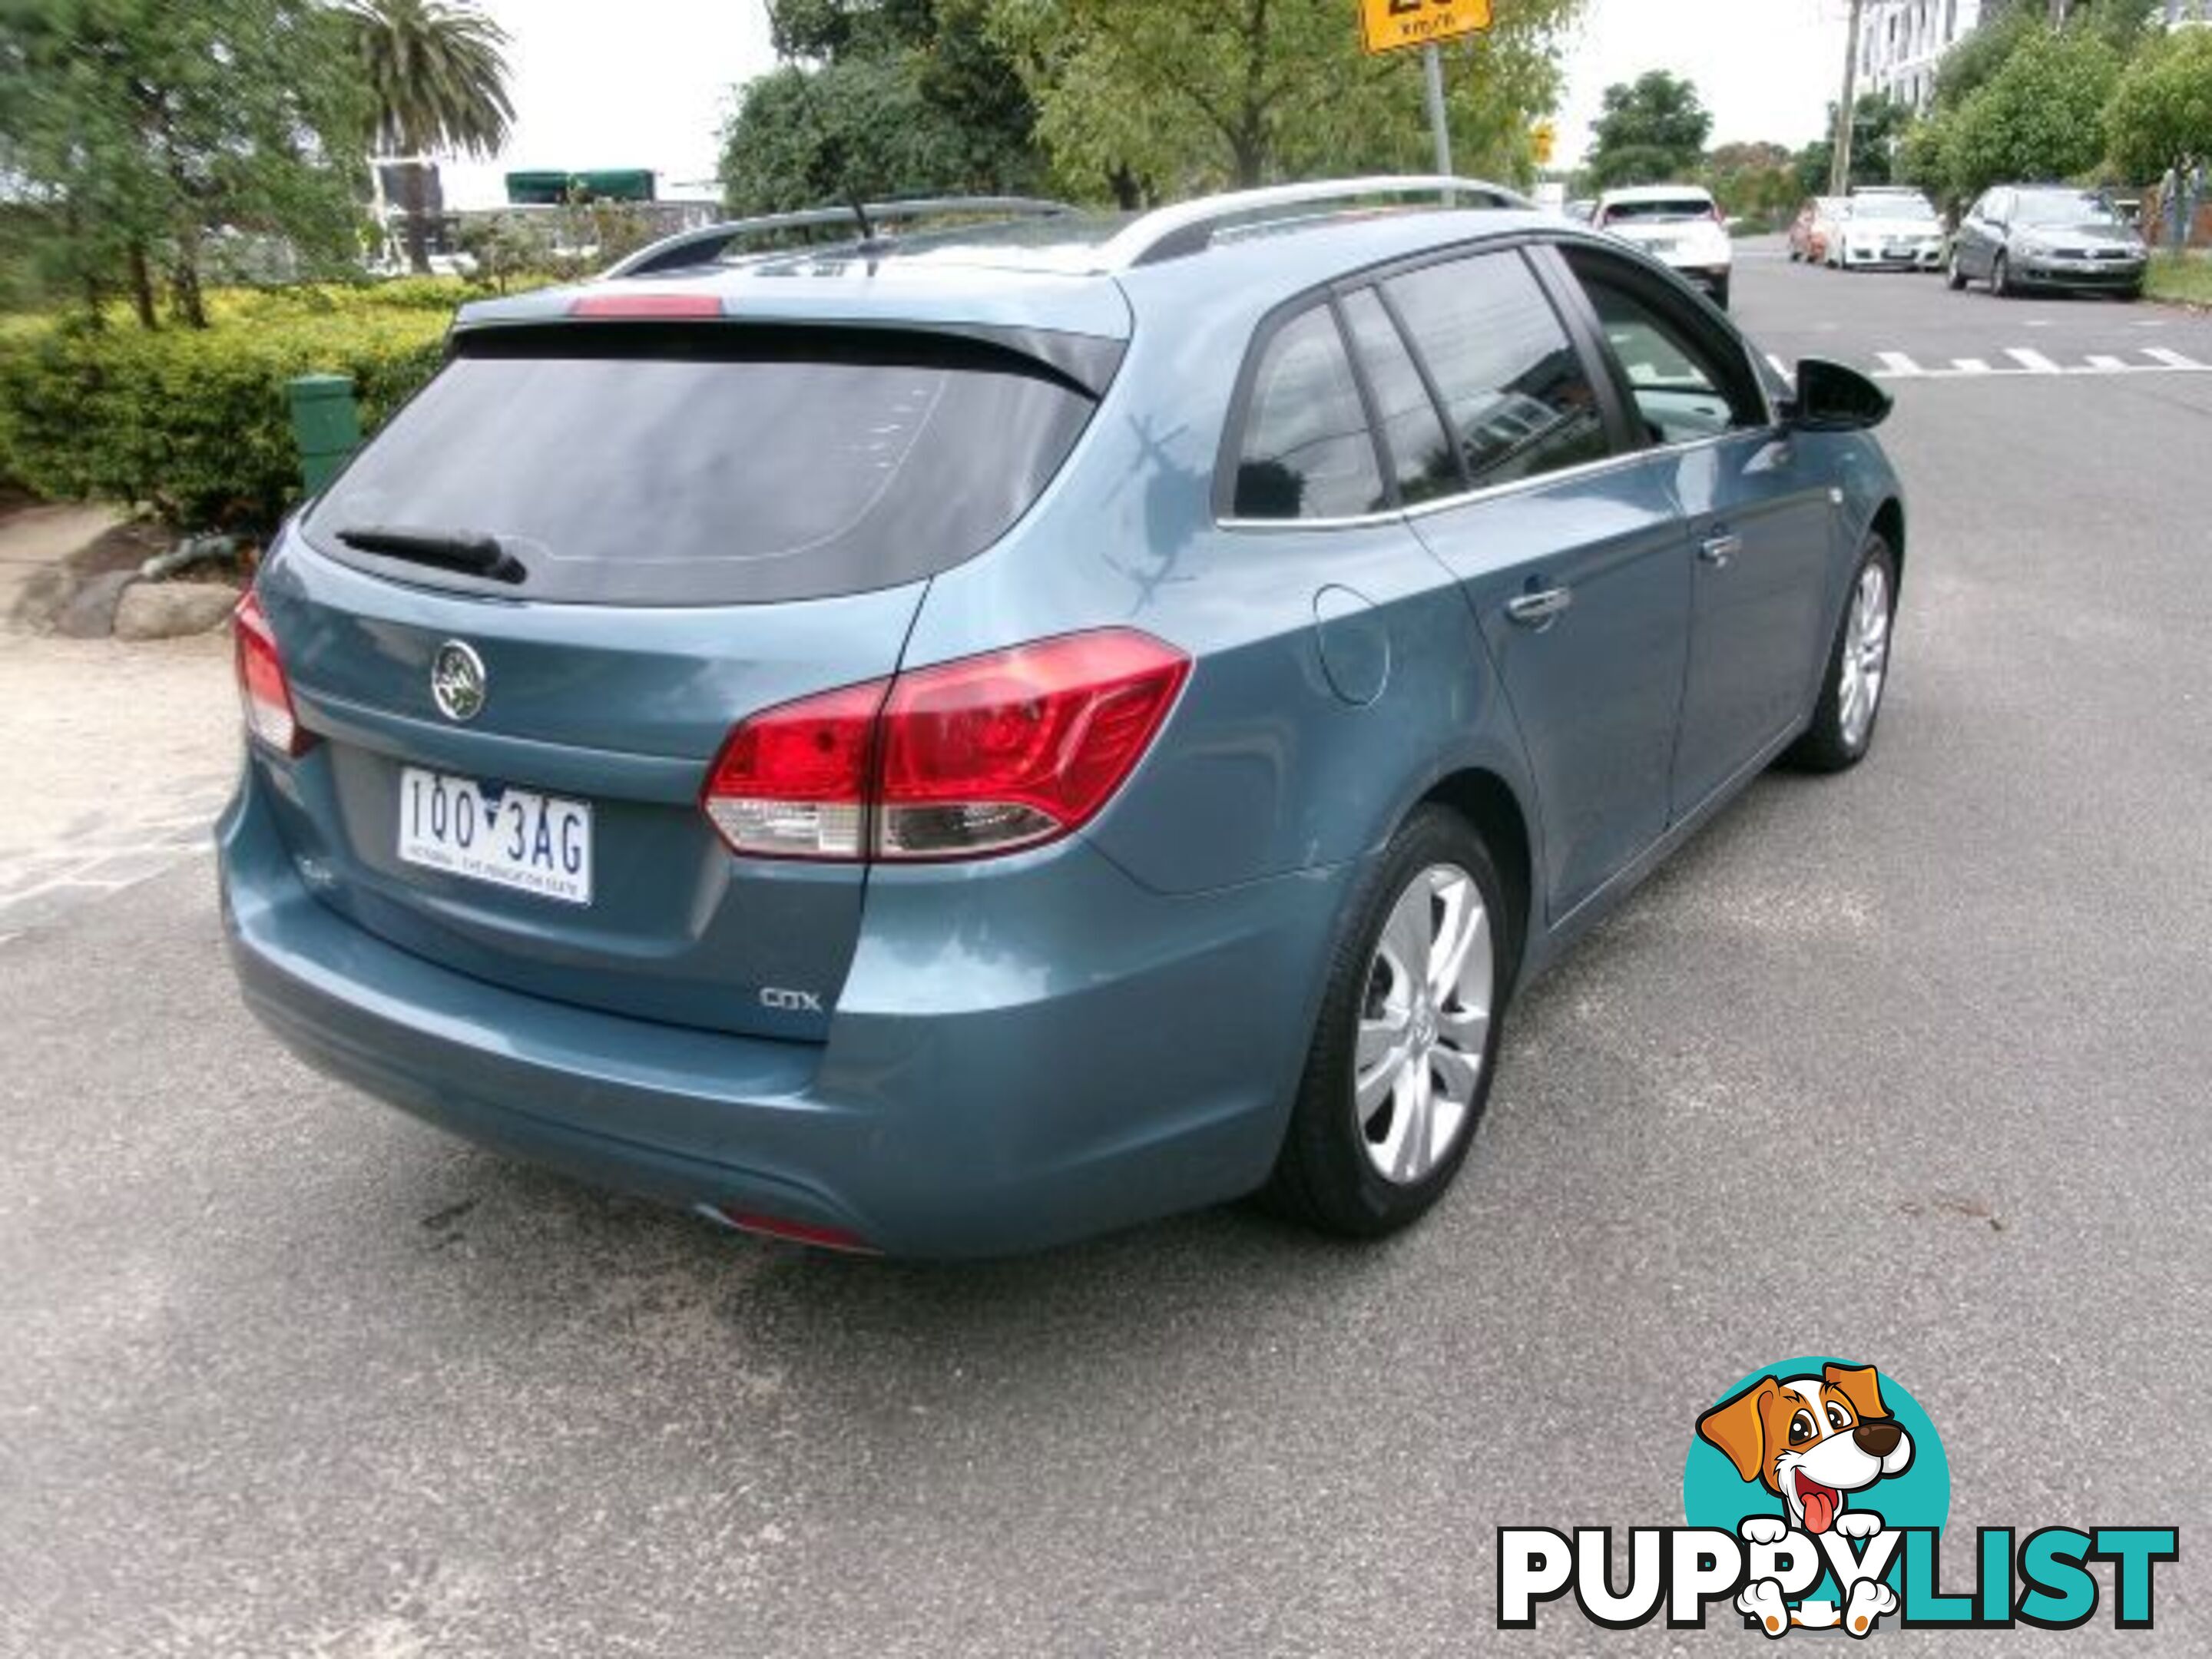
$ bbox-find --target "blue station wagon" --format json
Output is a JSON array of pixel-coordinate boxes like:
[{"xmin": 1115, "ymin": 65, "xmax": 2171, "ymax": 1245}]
[{"xmin": 221, "ymin": 178, "xmax": 1903, "ymax": 1257}]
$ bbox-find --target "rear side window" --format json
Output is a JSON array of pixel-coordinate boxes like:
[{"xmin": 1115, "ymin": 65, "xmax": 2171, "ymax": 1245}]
[
  {"xmin": 1337, "ymin": 288, "xmax": 1461, "ymax": 506},
  {"xmin": 1383, "ymin": 253, "xmax": 1610, "ymax": 491},
  {"xmin": 304, "ymin": 327, "xmax": 1099, "ymax": 605},
  {"xmin": 1230, "ymin": 306, "xmax": 1386, "ymax": 521}
]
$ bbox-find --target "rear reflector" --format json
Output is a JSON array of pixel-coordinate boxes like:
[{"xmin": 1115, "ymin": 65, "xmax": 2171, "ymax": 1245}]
[
  {"xmin": 233, "ymin": 591, "xmax": 311, "ymax": 757},
  {"xmin": 701, "ymin": 630, "xmax": 1189, "ymax": 863},
  {"xmin": 717, "ymin": 1209, "xmax": 879, "ymax": 1254},
  {"xmin": 568, "ymin": 292, "xmax": 724, "ymax": 320}
]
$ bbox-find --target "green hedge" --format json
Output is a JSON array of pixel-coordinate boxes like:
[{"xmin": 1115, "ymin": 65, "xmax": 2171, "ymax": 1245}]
[{"xmin": 0, "ymin": 285, "xmax": 465, "ymax": 530}]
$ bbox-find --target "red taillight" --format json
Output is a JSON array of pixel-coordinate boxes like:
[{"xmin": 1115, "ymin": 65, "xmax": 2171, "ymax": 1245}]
[
  {"xmin": 877, "ymin": 632, "xmax": 1190, "ymax": 859},
  {"xmin": 233, "ymin": 591, "xmax": 311, "ymax": 757},
  {"xmin": 568, "ymin": 292, "xmax": 724, "ymax": 320},
  {"xmin": 700, "ymin": 630, "xmax": 1189, "ymax": 863},
  {"xmin": 701, "ymin": 679, "xmax": 885, "ymax": 859}
]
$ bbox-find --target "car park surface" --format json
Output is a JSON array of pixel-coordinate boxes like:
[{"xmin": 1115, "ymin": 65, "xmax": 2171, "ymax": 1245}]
[{"xmin": 6, "ymin": 239, "xmax": 2212, "ymax": 1655}]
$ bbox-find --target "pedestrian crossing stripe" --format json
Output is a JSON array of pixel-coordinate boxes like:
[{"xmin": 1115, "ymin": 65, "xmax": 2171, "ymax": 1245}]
[{"xmin": 1866, "ymin": 346, "xmax": 2211, "ymax": 379}]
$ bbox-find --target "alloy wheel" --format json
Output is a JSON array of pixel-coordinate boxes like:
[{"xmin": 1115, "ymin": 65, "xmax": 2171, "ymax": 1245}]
[
  {"xmin": 1838, "ymin": 562, "xmax": 1892, "ymax": 750},
  {"xmin": 1352, "ymin": 864, "xmax": 1492, "ymax": 1186}
]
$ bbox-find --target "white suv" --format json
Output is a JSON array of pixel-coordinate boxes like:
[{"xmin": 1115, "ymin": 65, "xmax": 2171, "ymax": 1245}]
[{"xmin": 1594, "ymin": 184, "xmax": 1734, "ymax": 307}]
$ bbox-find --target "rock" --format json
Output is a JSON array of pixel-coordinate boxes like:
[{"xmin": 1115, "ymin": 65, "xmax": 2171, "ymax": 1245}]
[
  {"xmin": 111, "ymin": 580, "xmax": 240, "ymax": 641},
  {"xmin": 52, "ymin": 570, "xmax": 139, "ymax": 639}
]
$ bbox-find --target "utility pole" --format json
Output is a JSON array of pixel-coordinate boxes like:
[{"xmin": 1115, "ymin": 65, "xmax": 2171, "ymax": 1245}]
[{"xmin": 1831, "ymin": 0, "xmax": 1866, "ymax": 197}]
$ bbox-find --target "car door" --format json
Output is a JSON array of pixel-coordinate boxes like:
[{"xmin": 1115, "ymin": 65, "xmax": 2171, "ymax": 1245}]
[
  {"xmin": 1547, "ymin": 243, "xmax": 1839, "ymax": 820},
  {"xmin": 1365, "ymin": 246, "xmax": 1693, "ymax": 923},
  {"xmin": 1960, "ymin": 190, "xmax": 2005, "ymax": 277}
]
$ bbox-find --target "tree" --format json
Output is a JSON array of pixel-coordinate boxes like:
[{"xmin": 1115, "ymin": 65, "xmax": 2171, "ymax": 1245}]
[
  {"xmin": 986, "ymin": 0, "xmax": 1585, "ymax": 204},
  {"xmin": 720, "ymin": 0, "xmax": 1043, "ymax": 212},
  {"xmin": 1704, "ymin": 141, "xmax": 1797, "ymax": 226},
  {"xmin": 1796, "ymin": 93, "xmax": 1909, "ymax": 197},
  {"xmin": 1945, "ymin": 25, "xmax": 2123, "ymax": 197},
  {"xmin": 0, "ymin": 0, "xmax": 368, "ymax": 328},
  {"xmin": 2106, "ymin": 25, "xmax": 2212, "ymax": 246},
  {"xmin": 341, "ymin": 0, "xmax": 515, "ymax": 273},
  {"xmin": 1584, "ymin": 70, "xmax": 1711, "ymax": 190},
  {"xmin": 1896, "ymin": 108, "xmax": 1964, "ymax": 214}
]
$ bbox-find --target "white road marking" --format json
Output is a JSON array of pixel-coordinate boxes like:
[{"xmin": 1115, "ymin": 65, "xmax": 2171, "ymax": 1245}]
[{"xmin": 1860, "ymin": 346, "xmax": 2212, "ymax": 381}]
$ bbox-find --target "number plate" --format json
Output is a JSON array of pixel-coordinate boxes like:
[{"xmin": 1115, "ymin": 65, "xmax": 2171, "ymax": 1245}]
[{"xmin": 397, "ymin": 767, "xmax": 592, "ymax": 906}]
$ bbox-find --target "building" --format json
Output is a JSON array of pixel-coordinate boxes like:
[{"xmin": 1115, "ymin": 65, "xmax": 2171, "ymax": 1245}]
[
  {"xmin": 1859, "ymin": 0, "xmax": 1986, "ymax": 114},
  {"xmin": 2167, "ymin": 0, "xmax": 2210, "ymax": 25}
]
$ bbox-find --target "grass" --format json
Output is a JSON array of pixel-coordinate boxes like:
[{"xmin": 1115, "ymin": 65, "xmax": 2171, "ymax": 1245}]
[{"xmin": 2145, "ymin": 251, "xmax": 2212, "ymax": 307}]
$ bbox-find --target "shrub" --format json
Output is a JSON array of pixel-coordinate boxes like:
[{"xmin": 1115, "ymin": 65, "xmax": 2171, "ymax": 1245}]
[{"xmin": 0, "ymin": 287, "xmax": 463, "ymax": 530}]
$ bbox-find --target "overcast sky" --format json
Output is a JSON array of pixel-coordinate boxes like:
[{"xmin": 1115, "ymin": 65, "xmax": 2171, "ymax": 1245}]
[{"xmin": 439, "ymin": 0, "xmax": 1855, "ymax": 209}]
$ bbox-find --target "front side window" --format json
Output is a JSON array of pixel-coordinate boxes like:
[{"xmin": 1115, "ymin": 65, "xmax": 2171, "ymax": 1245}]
[
  {"xmin": 1382, "ymin": 252, "xmax": 1610, "ymax": 492},
  {"xmin": 1231, "ymin": 305, "xmax": 1386, "ymax": 521},
  {"xmin": 1563, "ymin": 250, "xmax": 1765, "ymax": 445}
]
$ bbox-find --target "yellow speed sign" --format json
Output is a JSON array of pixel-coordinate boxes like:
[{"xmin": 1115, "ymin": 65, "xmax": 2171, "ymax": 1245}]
[{"xmin": 1359, "ymin": 0, "xmax": 1494, "ymax": 55}]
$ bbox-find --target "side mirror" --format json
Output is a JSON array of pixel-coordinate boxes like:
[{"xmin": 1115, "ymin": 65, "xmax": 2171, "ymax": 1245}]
[{"xmin": 1786, "ymin": 358, "xmax": 1892, "ymax": 432}]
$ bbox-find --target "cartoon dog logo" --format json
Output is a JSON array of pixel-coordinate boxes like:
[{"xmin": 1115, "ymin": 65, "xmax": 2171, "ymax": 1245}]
[{"xmin": 1697, "ymin": 1362, "xmax": 1916, "ymax": 1635}]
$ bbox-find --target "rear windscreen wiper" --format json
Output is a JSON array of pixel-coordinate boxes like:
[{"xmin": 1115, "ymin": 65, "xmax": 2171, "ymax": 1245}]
[{"xmin": 335, "ymin": 525, "xmax": 526, "ymax": 585}]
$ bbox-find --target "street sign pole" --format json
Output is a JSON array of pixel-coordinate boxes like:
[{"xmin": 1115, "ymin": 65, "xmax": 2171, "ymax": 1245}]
[{"xmin": 1422, "ymin": 43, "xmax": 1453, "ymax": 176}]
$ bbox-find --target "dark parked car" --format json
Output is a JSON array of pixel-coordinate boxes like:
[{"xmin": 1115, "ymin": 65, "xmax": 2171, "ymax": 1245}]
[
  {"xmin": 1947, "ymin": 185, "xmax": 2147, "ymax": 298},
  {"xmin": 221, "ymin": 178, "xmax": 1906, "ymax": 1257}
]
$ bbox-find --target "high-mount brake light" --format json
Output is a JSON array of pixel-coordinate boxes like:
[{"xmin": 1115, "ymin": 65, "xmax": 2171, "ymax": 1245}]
[
  {"xmin": 567, "ymin": 293, "xmax": 724, "ymax": 320},
  {"xmin": 700, "ymin": 631, "xmax": 1189, "ymax": 863},
  {"xmin": 233, "ymin": 591, "xmax": 313, "ymax": 757}
]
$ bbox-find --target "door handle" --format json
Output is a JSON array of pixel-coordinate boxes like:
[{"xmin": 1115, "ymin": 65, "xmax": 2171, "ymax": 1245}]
[
  {"xmin": 1505, "ymin": 586, "xmax": 1573, "ymax": 627},
  {"xmin": 1699, "ymin": 532, "xmax": 1743, "ymax": 568}
]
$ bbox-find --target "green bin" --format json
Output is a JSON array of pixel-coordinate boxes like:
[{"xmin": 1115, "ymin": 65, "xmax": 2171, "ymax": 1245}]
[{"xmin": 287, "ymin": 374, "xmax": 361, "ymax": 498}]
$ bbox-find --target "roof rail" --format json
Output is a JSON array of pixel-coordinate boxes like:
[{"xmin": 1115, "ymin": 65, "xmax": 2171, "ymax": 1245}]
[
  {"xmin": 603, "ymin": 196, "xmax": 1078, "ymax": 279},
  {"xmin": 1101, "ymin": 175, "xmax": 1528, "ymax": 269}
]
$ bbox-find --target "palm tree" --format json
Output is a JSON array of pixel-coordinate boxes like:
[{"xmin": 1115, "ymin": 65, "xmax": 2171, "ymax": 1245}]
[{"xmin": 342, "ymin": 0, "xmax": 515, "ymax": 271}]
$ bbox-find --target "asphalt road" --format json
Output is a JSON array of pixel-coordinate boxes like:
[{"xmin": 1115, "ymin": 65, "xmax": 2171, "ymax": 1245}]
[{"xmin": 5, "ymin": 245, "xmax": 2210, "ymax": 1657}]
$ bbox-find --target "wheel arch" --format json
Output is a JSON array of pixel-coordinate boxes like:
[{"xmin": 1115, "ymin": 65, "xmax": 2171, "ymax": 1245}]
[
  {"xmin": 1418, "ymin": 767, "xmax": 1535, "ymax": 986},
  {"xmin": 1870, "ymin": 496, "xmax": 1906, "ymax": 593}
]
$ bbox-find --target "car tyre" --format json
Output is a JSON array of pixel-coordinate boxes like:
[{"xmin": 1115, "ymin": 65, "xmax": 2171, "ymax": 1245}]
[
  {"xmin": 2120, "ymin": 283, "xmax": 2144, "ymax": 303},
  {"xmin": 1785, "ymin": 534, "xmax": 1898, "ymax": 774},
  {"xmin": 1945, "ymin": 252, "xmax": 1968, "ymax": 291},
  {"xmin": 1263, "ymin": 806, "xmax": 1514, "ymax": 1240},
  {"xmin": 1711, "ymin": 275, "xmax": 1731, "ymax": 309},
  {"xmin": 1991, "ymin": 252, "xmax": 2012, "ymax": 298}
]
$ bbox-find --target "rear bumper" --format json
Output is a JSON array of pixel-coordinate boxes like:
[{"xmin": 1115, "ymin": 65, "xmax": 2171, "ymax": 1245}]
[
  {"xmin": 1660, "ymin": 257, "xmax": 1731, "ymax": 292},
  {"xmin": 220, "ymin": 767, "xmax": 1354, "ymax": 1257}
]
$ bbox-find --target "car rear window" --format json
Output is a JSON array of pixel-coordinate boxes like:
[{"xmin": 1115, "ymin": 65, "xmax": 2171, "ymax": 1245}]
[
  {"xmin": 1604, "ymin": 197, "xmax": 1714, "ymax": 223},
  {"xmin": 303, "ymin": 326, "xmax": 1101, "ymax": 605}
]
